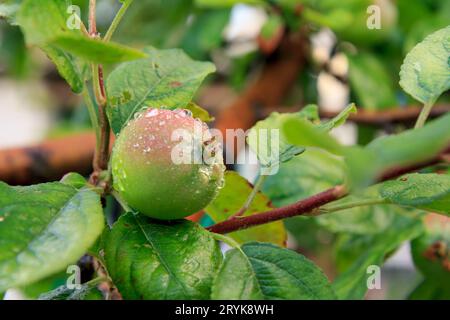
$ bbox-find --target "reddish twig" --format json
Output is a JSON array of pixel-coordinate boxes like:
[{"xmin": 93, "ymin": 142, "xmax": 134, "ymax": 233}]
[
  {"xmin": 92, "ymin": 64, "xmax": 110, "ymax": 176},
  {"xmin": 88, "ymin": 0, "xmax": 97, "ymax": 36},
  {"xmin": 207, "ymin": 146, "xmax": 450, "ymax": 234},
  {"xmin": 208, "ymin": 186, "xmax": 347, "ymax": 234},
  {"xmin": 88, "ymin": 0, "xmax": 110, "ymax": 186}
]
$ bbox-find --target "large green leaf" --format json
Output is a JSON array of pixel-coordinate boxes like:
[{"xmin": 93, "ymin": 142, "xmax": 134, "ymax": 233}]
[
  {"xmin": 206, "ymin": 171, "xmax": 287, "ymax": 246},
  {"xmin": 399, "ymin": 26, "xmax": 450, "ymax": 105},
  {"xmin": 366, "ymin": 112, "xmax": 450, "ymax": 167},
  {"xmin": 51, "ymin": 35, "xmax": 147, "ymax": 64},
  {"xmin": 211, "ymin": 248, "xmax": 264, "ymax": 300},
  {"xmin": 17, "ymin": 0, "xmax": 145, "ymax": 64},
  {"xmin": 16, "ymin": 0, "xmax": 70, "ymax": 45},
  {"xmin": 211, "ymin": 242, "xmax": 336, "ymax": 300},
  {"xmin": 106, "ymin": 47, "xmax": 216, "ymax": 134},
  {"xmin": 380, "ymin": 174, "xmax": 450, "ymax": 215},
  {"xmin": 345, "ymin": 112, "xmax": 450, "ymax": 188},
  {"xmin": 332, "ymin": 213, "xmax": 424, "ymax": 299},
  {"xmin": 103, "ymin": 213, "xmax": 222, "ymax": 299},
  {"xmin": 0, "ymin": 181, "xmax": 104, "ymax": 292}
]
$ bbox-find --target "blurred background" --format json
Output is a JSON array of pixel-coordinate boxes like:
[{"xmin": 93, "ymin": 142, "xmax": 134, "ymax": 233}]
[{"xmin": 1, "ymin": 0, "xmax": 449, "ymax": 299}]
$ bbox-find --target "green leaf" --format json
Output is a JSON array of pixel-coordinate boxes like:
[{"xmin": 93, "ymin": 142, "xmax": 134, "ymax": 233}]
[
  {"xmin": 399, "ymin": 26, "xmax": 450, "ymax": 105},
  {"xmin": 283, "ymin": 117, "xmax": 344, "ymax": 155},
  {"xmin": 103, "ymin": 213, "xmax": 222, "ymax": 299},
  {"xmin": 17, "ymin": 0, "xmax": 145, "ymax": 64},
  {"xmin": 345, "ymin": 112, "xmax": 450, "ymax": 188},
  {"xmin": 181, "ymin": 9, "xmax": 230, "ymax": 59},
  {"xmin": 206, "ymin": 171, "xmax": 287, "ymax": 246},
  {"xmin": 366, "ymin": 112, "xmax": 450, "ymax": 167},
  {"xmin": 51, "ymin": 35, "xmax": 147, "ymax": 64},
  {"xmin": 41, "ymin": 45, "xmax": 84, "ymax": 94},
  {"xmin": 106, "ymin": 47, "xmax": 216, "ymax": 134},
  {"xmin": 211, "ymin": 248, "xmax": 264, "ymax": 300},
  {"xmin": 247, "ymin": 110, "xmax": 315, "ymax": 174},
  {"xmin": 0, "ymin": 181, "xmax": 104, "ymax": 292},
  {"xmin": 212, "ymin": 242, "xmax": 336, "ymax": 300},
  {"xmin": 380, "ymin": 174, "xmax": 450, "ymax": 215},
  {"xmin": 185, "ymin": 102, "xmax": 215, "ymax": 122},
  {"xmin": 408, "ymin": 280, "xmax": 450, "ymax": 300},
  {"xmin": 16, "ymin": 0, "xmax": 70, "ymax": 45},
  {"xmin": 347, "ymin": 53, "xmax": 397, "ymax": 110},
  {"xmin": 319, "ymin": 103, "xmax": 357, "ymax": 131},
  {"xmin": 60, "ymin": 172, "xmax": 89, "ymax": 189},
  {"xmin": 332, "ymin": 213, "xmax": 424, "ymax": 299},
  {"xmin": 298, "ymin": 104, "xmax": 320, "ymax": 122}
]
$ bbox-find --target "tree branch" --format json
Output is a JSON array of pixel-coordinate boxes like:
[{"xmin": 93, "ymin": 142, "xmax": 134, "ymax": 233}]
[
  {"xmin": 0, "ymin": 133, "xmax": 96, "ymax": 185},
  {"xmin": 88, "ymin": 0, "xmax": 97, "ymax": 36},
  {"xmin": 207, "ymin": 145, "xmax": 450, "ymax": 234},
  {"xmin": 88, "ymin": 0, "xmax": 110, "ymax": 186},
  {"xmin": 208, "ymin": 185, "xmax": 347, "ymax": 234}
]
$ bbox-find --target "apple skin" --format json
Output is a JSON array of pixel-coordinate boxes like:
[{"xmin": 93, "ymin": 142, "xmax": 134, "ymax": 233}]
[{"xmin": 111, "ymin": 108, "xmax": 225, "ymax": 220}]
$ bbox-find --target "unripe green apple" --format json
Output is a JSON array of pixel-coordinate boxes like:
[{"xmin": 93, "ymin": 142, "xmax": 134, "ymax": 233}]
[{"xmin": 111, "ymin": 108, "xmax": 225, "ymax": 220}]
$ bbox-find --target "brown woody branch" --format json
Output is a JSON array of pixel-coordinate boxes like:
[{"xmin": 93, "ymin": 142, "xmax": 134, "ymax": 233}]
[
  {"xmin": 207, "ymin": 146, "xmax": 450, "ymax": 234},
  {"xmin": 0, "ymin": 133, "xmax": 95, "ymax": 185},
  {"xmin": 88, "ymin": 0, "xmax": 110, "ymax": 186},
  {"xmin": 208, "ymin": 186, "xmax": 347, "ymax": 234}
]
